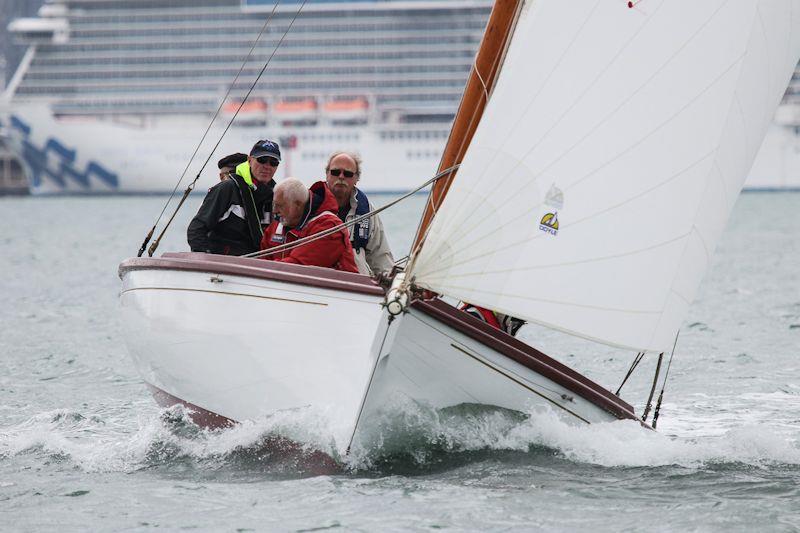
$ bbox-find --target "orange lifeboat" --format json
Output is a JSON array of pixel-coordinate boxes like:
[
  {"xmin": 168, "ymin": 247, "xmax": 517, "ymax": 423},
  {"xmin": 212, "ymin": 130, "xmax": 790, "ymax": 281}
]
[
  {"xmin": 222, "ymin": 98, "xmax": 268, "ymax": 126},
  {"xmin": 273, "ymin": 99, "xmax": 318, "ymax": 126},
  {"xmin": 324, "ymin": 97, "xmax": 369, "ymax": 125}
]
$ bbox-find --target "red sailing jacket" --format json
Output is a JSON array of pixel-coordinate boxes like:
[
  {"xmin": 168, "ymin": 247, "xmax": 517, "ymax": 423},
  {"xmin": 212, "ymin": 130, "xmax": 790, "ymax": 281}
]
[{"xmin": 259, "ymin": 181, "xmax": 359, "ymax": 273}]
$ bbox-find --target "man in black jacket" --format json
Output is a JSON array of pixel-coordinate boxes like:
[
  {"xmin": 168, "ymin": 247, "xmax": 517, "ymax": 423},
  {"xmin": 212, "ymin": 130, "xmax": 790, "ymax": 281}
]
[{"xmin": 187, "ymin": 139, "xmax": 281, "ymax": 255}]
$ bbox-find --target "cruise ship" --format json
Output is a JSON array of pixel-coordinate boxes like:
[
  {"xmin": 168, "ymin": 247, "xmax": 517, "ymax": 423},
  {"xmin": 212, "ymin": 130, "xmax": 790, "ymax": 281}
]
[
  {"xmin": 1, "ymin": 0, "xmax": 799, "ymax": 194},
  {"xmin": 749, "ymin": 67, "xmax": 800, "ymax": 190}
]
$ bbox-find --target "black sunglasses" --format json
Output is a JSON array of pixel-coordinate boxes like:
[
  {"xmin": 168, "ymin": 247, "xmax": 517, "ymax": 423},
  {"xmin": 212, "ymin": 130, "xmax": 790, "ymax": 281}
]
[
  {"xmin": 329, "ymin": 168, "xmax": 356, "ymax": 178},
  {"xmin": 255, "ymin": 156, "xmax": 280, "ymax": 167}
]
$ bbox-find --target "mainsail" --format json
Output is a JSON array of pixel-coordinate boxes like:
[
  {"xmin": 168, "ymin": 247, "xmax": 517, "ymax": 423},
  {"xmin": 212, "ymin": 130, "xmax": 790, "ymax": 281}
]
[{"xmin": 411, "ymin": 0, "xmax": 800, "ymax": 352}]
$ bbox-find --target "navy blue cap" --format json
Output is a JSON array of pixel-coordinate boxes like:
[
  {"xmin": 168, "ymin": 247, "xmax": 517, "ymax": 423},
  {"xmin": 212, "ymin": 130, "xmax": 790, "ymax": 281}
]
[{"xmin": 250, "ymin": 139, "xmax": 281, "ymax": 161}]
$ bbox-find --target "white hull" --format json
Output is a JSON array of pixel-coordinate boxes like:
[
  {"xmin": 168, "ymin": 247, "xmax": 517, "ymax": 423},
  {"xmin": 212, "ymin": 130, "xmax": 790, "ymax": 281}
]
[
  {"xmin": 351, "ymin": 301, "xmax": 633, "ymax": 454},
  {"xmin": 119, "ymin": 254, "xmax": 386, "ymax": 455},
  {"xmin": 119, "ymin": 254, "xmax": 637, "ymax": 459}
]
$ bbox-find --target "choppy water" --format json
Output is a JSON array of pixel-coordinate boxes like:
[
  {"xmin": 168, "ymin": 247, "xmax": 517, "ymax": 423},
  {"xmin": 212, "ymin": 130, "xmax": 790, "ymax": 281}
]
[{"xmin": 1, "ymin": 192, "xmax": 798, "ymax": 532}]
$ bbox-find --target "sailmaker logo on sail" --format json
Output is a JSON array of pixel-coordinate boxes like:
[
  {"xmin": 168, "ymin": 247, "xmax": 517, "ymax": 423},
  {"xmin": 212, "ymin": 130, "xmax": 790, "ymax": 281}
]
[{"xmin": 539, "ymin": 212, "xmax": 559, "ymax": 236}]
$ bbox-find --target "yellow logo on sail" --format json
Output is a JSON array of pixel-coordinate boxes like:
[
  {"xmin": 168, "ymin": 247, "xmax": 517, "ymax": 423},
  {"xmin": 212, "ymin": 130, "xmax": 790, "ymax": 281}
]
[{"xmin": 539, "ymin": 212, "xmax": 559, "ymax": 236}]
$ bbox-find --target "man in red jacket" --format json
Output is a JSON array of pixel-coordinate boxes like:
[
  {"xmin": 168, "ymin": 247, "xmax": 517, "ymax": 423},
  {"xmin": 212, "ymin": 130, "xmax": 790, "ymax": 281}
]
[{"xmin": 260, "ymin": 178, "xmax": 359, "ymax": 273}]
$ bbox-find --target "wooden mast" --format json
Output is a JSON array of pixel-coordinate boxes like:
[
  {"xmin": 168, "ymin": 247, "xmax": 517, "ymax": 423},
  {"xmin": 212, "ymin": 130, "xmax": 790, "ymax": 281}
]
[{"xmin": 411, "ymin": 0, "xmax": 522, "ymax": 253}]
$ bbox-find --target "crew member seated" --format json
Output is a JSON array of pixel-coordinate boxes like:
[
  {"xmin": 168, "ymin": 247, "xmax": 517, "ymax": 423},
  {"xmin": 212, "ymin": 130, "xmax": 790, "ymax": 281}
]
[
  {"xmin": 187, "ymin": 140, "xmax": 280, "ymax": 255},
  {"xmin": 460, "ymin": 303, "xmax": 526, "ymax": 337},
  {"xmin": 325, "ymin": 151, "xmax": 394, "ymax": 275},
  {"xmin": 260, "ymin": 178, "xmax": 358, "ymax": 273}
]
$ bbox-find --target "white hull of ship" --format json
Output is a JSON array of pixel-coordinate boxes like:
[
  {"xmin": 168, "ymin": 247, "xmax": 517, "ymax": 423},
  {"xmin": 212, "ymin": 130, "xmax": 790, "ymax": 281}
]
[
  {"xmin": 118, "ymin": 255, "xmax": 637, "ymax": 460},
  {"xmin": 6, "ymin": 104, "xmax": 800, "ymax": 194},
  {"xmin": 748, "ymin": 124, "xmax": 800, "ymax": 190},
  {"xmin": 4, "ymin": 104, "xmax": 444, "ymax": 195}
]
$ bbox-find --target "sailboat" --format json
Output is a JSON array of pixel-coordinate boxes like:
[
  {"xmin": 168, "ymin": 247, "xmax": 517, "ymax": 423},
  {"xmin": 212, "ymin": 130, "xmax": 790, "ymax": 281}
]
[{"xmin": 119, "ymin": 0, "xmax": 800, "ymax": 460}]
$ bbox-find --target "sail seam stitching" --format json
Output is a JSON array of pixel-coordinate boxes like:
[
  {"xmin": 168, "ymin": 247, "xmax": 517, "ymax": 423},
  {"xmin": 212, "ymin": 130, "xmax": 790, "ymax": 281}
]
[
  {"xmin": 426, "ymin": 0, "xmax": 730, "ymax": 252},
  {"xmin": 647, "ymin": 3, "xmax": 762, "ymax": 350},
  {"xmin": 421, "ymin": 0, "xmax": 607, "ymax": 247},
  {"xmin": 416, "ymin": 149, "xmax": 716, "ymax": 280},
  {"xmin": 430, "ymin": 283, "xmax": 662, "ymax": 315},
  {"xmin": 431, "ymin": 51, "xmax": 745, "ymax": 269},
  {"xmin": 422, "ymin": 230, "xmax": 691, "ymax": 280}
]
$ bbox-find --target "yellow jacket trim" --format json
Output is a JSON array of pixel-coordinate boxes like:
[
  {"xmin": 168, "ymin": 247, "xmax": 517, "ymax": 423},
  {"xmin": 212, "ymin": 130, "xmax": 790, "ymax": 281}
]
[{"xmin": 235, "ymin": 161, "xmax": 254, "ymax": 188}]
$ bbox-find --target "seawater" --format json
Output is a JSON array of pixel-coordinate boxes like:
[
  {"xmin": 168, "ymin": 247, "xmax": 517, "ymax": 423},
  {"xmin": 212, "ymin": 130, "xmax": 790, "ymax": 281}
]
[{"xmin": 1, "ymin": 193, "xmax": 798, "ymax": 532}]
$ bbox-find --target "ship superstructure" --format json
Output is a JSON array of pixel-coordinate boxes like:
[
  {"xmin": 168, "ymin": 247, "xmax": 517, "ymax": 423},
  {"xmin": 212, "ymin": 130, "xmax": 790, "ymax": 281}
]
[
  {"xmin": 2, "ymin": 0, "xmax": 799, "ymax": 193},
  {"xmin": 3, "ymin": 0, "xmax": 491, "ymax": 193},
  {"xmin": 748, "ymin": 62, "xmax": 800, "ymax": 189}
]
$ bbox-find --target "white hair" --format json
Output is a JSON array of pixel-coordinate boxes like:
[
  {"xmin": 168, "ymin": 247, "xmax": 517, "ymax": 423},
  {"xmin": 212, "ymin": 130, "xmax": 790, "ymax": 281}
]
[{"xmin": 274, "ymin": 178, "xmax": 308, "ymax": 204}]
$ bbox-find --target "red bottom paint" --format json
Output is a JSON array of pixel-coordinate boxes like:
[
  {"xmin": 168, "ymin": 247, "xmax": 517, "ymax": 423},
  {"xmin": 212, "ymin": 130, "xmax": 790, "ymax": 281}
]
[{"xmin": 146, "ymin": 384, "xmax": 342, "ymax": 475}]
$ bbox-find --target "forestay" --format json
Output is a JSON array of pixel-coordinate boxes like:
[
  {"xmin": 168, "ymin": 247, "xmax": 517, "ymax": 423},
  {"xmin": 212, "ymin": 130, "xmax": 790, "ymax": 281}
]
[{"xmin": 411, "ymin": 0, "xmax": 800, "ymax": 353}]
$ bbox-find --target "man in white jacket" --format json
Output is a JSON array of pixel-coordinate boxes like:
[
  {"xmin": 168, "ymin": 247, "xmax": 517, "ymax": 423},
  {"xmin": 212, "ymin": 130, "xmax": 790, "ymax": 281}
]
[{"xmin": 324, "ymin": 151, "xmax": 394, "ymax": 276}]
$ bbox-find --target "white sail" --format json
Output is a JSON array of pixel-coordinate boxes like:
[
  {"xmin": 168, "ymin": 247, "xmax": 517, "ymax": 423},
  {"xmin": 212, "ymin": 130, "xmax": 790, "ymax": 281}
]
[{"xmin": 412, "ymin": 0, "xmax": 800, "ymax": 352}]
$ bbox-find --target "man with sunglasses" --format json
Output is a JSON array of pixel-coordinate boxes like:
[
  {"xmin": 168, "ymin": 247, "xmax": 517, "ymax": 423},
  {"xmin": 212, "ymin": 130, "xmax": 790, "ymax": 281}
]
[
  {"xmin": 187, "ymin": 139, "xmax": 281, "ymax": 255},
  {"xmin": 325, "ymin": 152, "xmax": 394, "ymax": 276}
]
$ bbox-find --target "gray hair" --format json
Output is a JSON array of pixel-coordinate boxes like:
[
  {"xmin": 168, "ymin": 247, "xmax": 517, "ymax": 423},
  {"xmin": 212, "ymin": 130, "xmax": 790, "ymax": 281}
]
[
  {"xmin": 274, "ymin": 178, "xmax": 308, "ymax": 204},
  {"xmin": 325, "ymin": 151, "xmax": 362, "ymax": 176}
]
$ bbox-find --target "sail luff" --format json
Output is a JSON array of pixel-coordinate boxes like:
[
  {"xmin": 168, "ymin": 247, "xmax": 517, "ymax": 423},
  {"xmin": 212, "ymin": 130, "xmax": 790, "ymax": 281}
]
[{"xmin": 411, "ymin": 0, "xmax": 522, "ymax": 255}]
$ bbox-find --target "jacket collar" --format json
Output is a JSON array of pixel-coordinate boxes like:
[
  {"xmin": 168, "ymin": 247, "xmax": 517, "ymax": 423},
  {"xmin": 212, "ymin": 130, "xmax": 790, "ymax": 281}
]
[{"xmin": 234, "ymin": 161, "xmax": 255, "ymax": 188}]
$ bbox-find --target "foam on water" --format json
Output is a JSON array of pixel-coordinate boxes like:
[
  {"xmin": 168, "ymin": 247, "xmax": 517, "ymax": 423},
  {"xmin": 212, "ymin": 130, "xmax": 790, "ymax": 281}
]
[
  {"xmin": 2, "ymin": 194, "xmax": 799, "ymax": 529},
  {"xmin": 348, "ymin": 398, "xmax": 800, "ymax": 470},
  {"xmin": 0, "ymin": 405, "xmax": 343, "ymax": 476},
  {"xmin": 508, "ymin": 410, "xmax": 800, "ymax": 468},
  {"xmin": 3, "ymin": 398, "xmax": 799, "ymax": 477}
]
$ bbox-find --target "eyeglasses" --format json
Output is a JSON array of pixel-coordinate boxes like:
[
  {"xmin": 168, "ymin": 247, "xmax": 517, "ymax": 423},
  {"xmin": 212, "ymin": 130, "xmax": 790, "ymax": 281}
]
[
  {"xmin": 329, "ymin": 168, "xmax": 356, "ymax": 178},
  {"xmin": 255, "ymin": 156, "xmax": 280, "ymax": 167}
]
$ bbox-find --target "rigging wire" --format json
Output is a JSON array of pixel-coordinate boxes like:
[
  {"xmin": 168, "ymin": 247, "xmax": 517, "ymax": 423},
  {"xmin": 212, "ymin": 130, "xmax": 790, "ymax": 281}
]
[
  {"xmin": 186, "ymin": 0, "xmax": 309, "ymax": 189},
  {"xmin": 651, "ymin": 331, "xmax": 679, "ymax": 429},
  {"xmin": 136, "ymin": 0, "xmax": 282, "ymax": 257},
  {"xmin": 615, "ymin": 351, "xmax": 644, "ymax": 396},
  {"xmin": 393, "ymin": 254, "xmax": 410, "ymax": 269},
  {"xmin": 138, "ymin": 0, "xmax": 311, "ymax": 257},
  {"xmin": 243, "ymin": 164, "xmax": 460, "ymax": 260},
  {"xmin": 147, "ymin": 0, "xmax": 309, "ymax": 258}
]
